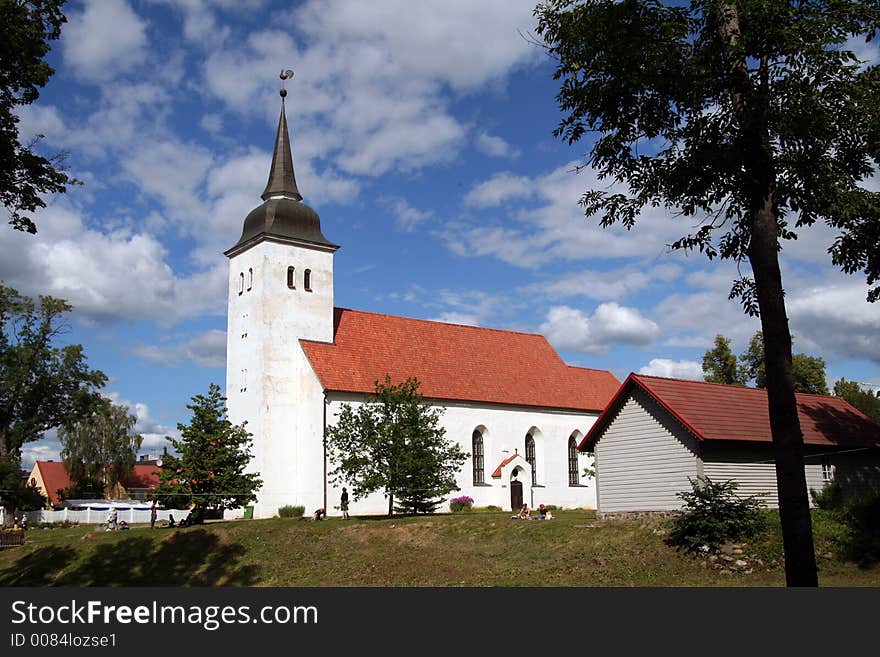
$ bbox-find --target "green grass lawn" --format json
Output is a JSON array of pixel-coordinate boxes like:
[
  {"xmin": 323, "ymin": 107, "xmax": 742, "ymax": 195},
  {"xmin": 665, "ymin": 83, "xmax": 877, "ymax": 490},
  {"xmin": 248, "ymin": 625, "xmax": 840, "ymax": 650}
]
[{"xmin": 1, "ymin": 509, "xmax": 877, "ymax": 586}]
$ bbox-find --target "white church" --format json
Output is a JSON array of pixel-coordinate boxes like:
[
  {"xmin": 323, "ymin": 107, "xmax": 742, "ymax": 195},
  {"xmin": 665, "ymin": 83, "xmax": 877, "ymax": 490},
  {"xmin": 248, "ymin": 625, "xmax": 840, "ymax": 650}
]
[{"xmin": 224, "ymin": 88, "xmax": 620, "ymax": 518}]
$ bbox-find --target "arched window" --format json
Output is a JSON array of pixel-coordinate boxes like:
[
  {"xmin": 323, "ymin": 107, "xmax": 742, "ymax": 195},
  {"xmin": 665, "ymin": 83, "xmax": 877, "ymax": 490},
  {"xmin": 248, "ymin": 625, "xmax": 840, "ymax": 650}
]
[
  {"xmin": 304, "ymin": 268, "xmax": 312, "ymax": 291},
  {"xmin": 247, "ymin": 268, "xmax": 253, "ymax": 291},
  {"xmin": 568, "ymin": 436, "xmax": 579, "ymax": 486},
  {"xmin": 472, "ymin": 430, "xmax": 484, "ymax": 485},
  {"xmin": 525, "ymin": 432, "xmax": 536, "ymax": 486},
  {"xmin": 238, "ymin": 272, "xmax": 244, "ymax": 295},
  {"xmin": 241, "ymin": 368, "xmax": 247, "ymax": 392},
  {"xmin": 287, "ymin": 266, "xmax": 295, "ymax": 289}
]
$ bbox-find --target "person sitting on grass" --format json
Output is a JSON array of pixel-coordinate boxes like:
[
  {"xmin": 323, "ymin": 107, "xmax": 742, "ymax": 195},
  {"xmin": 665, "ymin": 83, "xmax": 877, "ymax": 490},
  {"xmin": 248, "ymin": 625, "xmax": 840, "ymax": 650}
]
[
  {"xmin": 538, "ymin": 504, "xmax": 547, "ymax": 519},
  {"xmin": 517, "ymin": 503, "xmax": 530, "ymax": 519},
  {"xmin": 312, "ymin": 508, "xmax": 326, "ymax": 521}
]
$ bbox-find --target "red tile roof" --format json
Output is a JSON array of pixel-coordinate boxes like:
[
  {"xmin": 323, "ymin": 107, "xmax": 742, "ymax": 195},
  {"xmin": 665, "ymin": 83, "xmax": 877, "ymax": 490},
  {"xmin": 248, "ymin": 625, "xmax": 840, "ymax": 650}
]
[
  {"xmin": 491, "ymin": 453, "xmax": 526, "ymax": 478},
  {"xmin": 123, "ymin": 464, "xmax": 162, "ymax": 489},
  {"xmin": 581, "ymin": 374, "xmax": 880, "ymax": 450},
  {"xmin": 300, "ymin": 308, "xmax": 620, "ymax": 412},
  {"xmin": 32, "ymin": 462, "xmax": 162, "ymax": 506},
  {"xmin": 33, "ymin": 461, "xmax": 73, "ymax": 506}
]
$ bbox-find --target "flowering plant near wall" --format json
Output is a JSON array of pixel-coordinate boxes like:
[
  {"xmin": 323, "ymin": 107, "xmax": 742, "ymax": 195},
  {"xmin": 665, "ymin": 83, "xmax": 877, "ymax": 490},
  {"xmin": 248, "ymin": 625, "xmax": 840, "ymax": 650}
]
[{"xmin": 449, "ymin": 496, "xmax": 474, "ymax": 512}]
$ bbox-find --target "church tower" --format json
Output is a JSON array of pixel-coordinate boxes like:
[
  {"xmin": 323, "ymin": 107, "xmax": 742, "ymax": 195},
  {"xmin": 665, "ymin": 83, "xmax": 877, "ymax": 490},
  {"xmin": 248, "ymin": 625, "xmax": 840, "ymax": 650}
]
[{"xmin": 224, "ymin": 77, "xmax": 339, "ymax": 517}]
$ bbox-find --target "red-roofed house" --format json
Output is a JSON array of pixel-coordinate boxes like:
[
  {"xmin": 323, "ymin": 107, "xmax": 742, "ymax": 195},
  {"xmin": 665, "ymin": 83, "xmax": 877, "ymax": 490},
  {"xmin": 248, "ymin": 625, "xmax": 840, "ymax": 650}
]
[
  {"xmin": 27, "ymin": 461, "xmax": 162, "ymax": 508},
  {"xmin": 581, "ymin": 374, "xmax": 880, "ymax": 517},
  {"xmin": 222, "ymin": 94, "xmax": 619, "ymax": 518}
]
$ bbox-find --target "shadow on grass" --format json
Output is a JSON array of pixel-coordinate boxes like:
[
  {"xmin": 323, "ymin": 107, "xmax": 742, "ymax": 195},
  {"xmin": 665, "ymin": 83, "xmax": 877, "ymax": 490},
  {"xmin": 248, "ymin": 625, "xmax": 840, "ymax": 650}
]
[
  {"xmin": 1, "ymin": 529, "xmax": 259, "ymax": 586},
  {"xmin": 0, "ymin": 546, "xmax": 77, "ymax": 586}
]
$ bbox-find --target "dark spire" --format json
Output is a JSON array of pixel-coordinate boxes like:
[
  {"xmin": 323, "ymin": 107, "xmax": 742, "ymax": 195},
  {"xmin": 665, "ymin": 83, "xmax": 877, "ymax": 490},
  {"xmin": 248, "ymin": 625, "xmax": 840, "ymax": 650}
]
[{"xmin": 261, "ymin": 75, "xmax": 302, "ymax": 202}]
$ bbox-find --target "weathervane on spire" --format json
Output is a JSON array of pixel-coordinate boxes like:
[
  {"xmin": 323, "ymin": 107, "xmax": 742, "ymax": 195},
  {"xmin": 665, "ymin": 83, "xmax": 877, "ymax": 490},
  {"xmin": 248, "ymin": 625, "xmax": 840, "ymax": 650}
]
[{"xmin": 280, "ymin": 69, "xmax": 294, "ymax": 98}]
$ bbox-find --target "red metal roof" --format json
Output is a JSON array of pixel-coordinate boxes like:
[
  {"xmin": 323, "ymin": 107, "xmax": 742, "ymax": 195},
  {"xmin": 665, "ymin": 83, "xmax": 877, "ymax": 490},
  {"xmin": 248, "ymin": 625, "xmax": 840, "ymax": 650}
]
[
  {"xmin": 300, "ymin": 308, "xmax": 620, "ymax": 412},
  {"xmin": 581, "ymin": 374, "xmax": 880, "ymax": 451}
]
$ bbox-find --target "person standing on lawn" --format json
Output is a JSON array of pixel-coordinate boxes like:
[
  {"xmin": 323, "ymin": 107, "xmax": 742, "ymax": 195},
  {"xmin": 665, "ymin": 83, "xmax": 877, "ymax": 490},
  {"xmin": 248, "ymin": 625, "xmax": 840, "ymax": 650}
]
[{"xmin": 340, "ymin": 487, "xmax": 350, "ymax": 519}]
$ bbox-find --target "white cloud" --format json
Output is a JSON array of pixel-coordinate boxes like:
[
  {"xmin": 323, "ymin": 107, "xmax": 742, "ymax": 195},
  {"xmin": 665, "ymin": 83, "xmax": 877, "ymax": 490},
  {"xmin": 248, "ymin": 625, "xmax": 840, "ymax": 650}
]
[
  {"xmin": 539, "ymin": 303, "xmax": 659, "ymax": 355},
  {"xmin": 63, "ymin": 0, "xmax": 149, "ymax": 82},
  {"xmin": 14, "ymin": 104, "xmax": 67, "ymax": 143},
  {"xmin": 0, "ymin": 203, "xmax": 226, "ymax": 326},
  {"xmin": 198, "ymin": 1, "xmax": 540, "ymax": 179},
  {"xmin": 464, "ymin": 172, "xmax": 533, "ymax": 208},
  {"xmin": 380, "ymin": 196, "xmax": 433, "ymax": 232},
  {"xmin": 475, "ymin": 132, "xmax": 520, "ymax": 158},
  {"xmin": 425, "ymin": 290, "xmax": 518, "ymax": 328},
  {"xmin": 449, "ymin": 162, "xmax": 690, "ymax": 266},
  {"xmin": 523, "ymin": 264, "xmax": 682, "ymax": 301},
  {"xmin": 133, "ymin": 330, "xmax": 227, "ymax": 368},
  {"xmin": 638, "ymin": 358, "xmax": 703, "ymax": 380},
  {"xmin": 787, "ymin": 282, "xmax": 880, "ymax": 363}
]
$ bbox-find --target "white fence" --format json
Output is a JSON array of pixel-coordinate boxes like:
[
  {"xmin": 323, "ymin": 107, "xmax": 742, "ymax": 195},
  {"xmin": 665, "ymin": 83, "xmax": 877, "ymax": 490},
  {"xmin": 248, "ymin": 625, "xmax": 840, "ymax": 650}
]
[{"xmin": 18, "ymin": 507, "xmax": 194, "ymax": 526}]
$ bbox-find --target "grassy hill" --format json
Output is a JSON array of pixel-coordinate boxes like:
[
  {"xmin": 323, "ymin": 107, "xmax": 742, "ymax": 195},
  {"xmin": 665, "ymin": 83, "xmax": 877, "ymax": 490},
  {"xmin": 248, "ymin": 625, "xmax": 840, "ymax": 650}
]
[{"xmin": 1, "ymin": 509, "xmax": 877, "ymax": 586}]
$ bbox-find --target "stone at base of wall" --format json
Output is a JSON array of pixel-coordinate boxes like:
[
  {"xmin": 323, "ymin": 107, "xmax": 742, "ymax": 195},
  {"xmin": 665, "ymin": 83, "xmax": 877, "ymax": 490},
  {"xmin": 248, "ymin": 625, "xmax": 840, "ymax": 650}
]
[{"xmin": 597, "ymin": 510, "xmax": 680, "ymax": 520}]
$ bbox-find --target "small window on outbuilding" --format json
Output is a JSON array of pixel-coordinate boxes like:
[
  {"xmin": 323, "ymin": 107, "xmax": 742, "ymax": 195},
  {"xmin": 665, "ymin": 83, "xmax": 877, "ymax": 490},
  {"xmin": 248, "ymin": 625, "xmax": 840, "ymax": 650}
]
[
  {"xmin": 821, "ymin": 457, "xmax": 835, "ymax": 482},
  {"xmin": 247, "ymin": 268, "xmax": 253, "ymax": 291},
  {"xmin": 304, "ymin": 269, "xmax": 312, "ymax": 292},
  {"xmin": 287, "ymin": 266, "xmax": 295, "ymax": 289},
  {"xmin": 239, "ymin": 272, "xmax": 244, "ymax": 295}
]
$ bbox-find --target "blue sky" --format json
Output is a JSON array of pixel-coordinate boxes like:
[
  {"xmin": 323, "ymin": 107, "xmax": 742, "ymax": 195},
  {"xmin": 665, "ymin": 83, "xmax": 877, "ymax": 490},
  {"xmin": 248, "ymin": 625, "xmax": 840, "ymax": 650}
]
[{"xmin": 6, "ymin": 0, "xmax": 880, "ymax": 468}]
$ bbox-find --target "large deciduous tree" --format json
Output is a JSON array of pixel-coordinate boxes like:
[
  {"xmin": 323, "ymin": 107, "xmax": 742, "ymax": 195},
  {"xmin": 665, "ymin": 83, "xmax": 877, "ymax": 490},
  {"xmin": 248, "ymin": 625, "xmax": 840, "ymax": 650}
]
[
  {"xmin": 325, "ymin": 376, "xmax": 468, "ymax": 517},
  {"xmin": 740, "ymin": 331, "xmax": 829, "ymax": 395},
  {"xmin": 834, "ymin": 379, "xmax": 880, "ymax": 423},
  {"xmin": 535, "ymin": 0, "xmax": 879, "ymax": 586},
  {"xmin": 58, "ymin": 398, "xmax": 143, "ymax": 495},
  {"xmin": 154, "ymin": 384, "xmax": 261, "ymax": 523},
  {"xmin": 0, "ymin": 284, "xmax": 106, "ymax": 457},
  {"xmin": 1, "ymin": 0, "xmax": 76, "ymax": 233}
]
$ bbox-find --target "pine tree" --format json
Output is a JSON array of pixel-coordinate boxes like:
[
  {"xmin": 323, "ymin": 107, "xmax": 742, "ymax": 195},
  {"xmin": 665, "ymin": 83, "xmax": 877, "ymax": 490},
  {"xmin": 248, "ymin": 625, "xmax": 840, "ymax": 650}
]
[{"xmin": 155, "ymin": 384, "xmax": 261, "ymax": 522}]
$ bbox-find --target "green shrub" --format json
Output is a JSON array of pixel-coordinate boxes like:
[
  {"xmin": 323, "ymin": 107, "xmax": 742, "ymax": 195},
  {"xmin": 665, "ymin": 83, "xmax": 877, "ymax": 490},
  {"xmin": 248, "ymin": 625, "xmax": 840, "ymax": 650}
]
[
  {"xmin": 449, "ymin": 496, "xmax": 474, "ymax": 512},
  {"xmin": 841, "ymin": 494, "xmax": 880, "ymax": 565},
  {"xmin": 278, "ymin": 505, "xmax": 305, "ymax": 518},
  {"xmin": 667, "ymin": 477, "xmax": 767, "ymax": 552},
  {"xmin": 486, "ymin": 505, "xmax": 501, "ymax": 512},
  {"xmin": 810, "ymin": 481, "xmax": 845, "ymax": 511}
]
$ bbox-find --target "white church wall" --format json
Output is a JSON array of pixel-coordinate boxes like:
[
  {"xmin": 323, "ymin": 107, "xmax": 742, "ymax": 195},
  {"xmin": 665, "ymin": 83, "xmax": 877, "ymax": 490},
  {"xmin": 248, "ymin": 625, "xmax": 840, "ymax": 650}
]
[{"xmin": 324, "ymin": 393, "xmax": 600, "ymax": 516}]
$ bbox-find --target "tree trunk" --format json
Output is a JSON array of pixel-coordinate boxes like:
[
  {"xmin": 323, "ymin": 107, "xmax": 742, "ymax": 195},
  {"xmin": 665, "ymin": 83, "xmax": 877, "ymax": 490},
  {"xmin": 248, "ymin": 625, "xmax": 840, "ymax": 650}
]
[
  {"xmin": 387, "ymin": 493, "xmax": 393, "ymax": 517},
  {"xmin": 749, "ymin": 209, "xmax": 818, "ymax": 587},
  {"xmin": 718, "ymin": 0, "xmax": 818, "ymax": 586}
]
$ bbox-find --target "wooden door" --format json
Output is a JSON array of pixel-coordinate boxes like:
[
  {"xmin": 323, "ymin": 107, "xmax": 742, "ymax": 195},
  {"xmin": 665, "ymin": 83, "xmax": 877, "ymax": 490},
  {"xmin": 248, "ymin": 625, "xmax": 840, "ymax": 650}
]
[{"xmin": 510, "ymin": 479, "xmax": 523, "ymax": 512}]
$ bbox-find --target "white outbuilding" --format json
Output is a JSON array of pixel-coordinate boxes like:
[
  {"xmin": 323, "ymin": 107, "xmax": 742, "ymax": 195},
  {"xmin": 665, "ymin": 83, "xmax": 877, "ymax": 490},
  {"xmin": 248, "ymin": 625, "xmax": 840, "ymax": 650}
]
[{"xmin": 580, "ymin": 374, "xmax": 880, "ymax": 518}]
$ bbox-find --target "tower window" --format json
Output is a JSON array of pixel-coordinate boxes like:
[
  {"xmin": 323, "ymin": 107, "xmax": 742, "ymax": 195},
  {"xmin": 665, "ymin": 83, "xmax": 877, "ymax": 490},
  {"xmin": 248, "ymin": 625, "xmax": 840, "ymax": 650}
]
[
  {"xmin": 304, "ymin": 269, "xmax": 312, "ymax": 292},
  {"xmin": 239, "ymin": 272, "xmax": 244, "ymax": 295},
  {"xmin": 247, "ymin": 268, "xmax": 253, "ymax": 291},
  {"xmin": 287, "ymin": 266, "xmax": 295, "ymax": 289}
]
